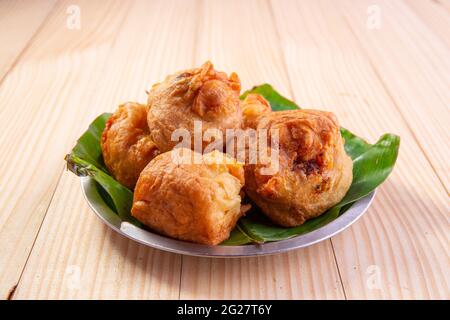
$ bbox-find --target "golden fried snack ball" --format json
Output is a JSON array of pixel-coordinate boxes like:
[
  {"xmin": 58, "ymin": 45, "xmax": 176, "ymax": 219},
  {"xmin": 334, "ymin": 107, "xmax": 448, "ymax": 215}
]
[
  {"xmin": 131, "ymin": 149, "xmax": 246, "ymax": 245},
  {"xmin": 244, "ymin": 110, "xmax": 353, "ymax": 227},
  {"xmin": 101, "ymin": 102, "xmax": 160, "ymax": 189},
  {"xmin": 241, "ymin": 93, "xmax": 271, "ymax": 129},
  {"xmin": 147, "ymin": 61, "xmax": 242, "ymax": 153}
]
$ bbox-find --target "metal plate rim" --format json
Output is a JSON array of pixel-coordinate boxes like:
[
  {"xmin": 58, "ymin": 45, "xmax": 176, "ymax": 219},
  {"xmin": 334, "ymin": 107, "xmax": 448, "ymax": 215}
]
[{"xmin": 81, "ymin": 176, "xmax": 375, "ymax": 258}]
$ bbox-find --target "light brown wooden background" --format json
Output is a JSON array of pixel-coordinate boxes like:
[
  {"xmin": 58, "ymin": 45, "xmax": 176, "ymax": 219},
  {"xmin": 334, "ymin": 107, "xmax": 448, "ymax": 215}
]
[{"xmin": 0, "ymin": 0, "xmax": 448, "ymax": 300}]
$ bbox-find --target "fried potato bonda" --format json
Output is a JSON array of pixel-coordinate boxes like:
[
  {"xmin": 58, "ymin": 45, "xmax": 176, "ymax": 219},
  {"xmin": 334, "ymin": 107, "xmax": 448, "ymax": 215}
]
[
  {"xmin": 241, "ymin": 93, "xmax": 271, "ymax": 129},
  {"xmin": 244, "ymin": 109, "xmax": 353, "ymax": 227},
  {"xmin": 147, "ymin": 61, "xmax": 242, "ymax": 153},
  {"xmin": 101, "ymin": 102, "xmax": 160, "ymax": 189},
  {"xmin": 131, "ymin": 149, "xmax": 245, "ymax": 245}
]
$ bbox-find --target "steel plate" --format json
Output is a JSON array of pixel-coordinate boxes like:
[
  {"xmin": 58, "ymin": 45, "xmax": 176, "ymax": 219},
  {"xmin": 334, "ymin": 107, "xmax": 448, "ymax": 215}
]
[{"xmin": 81, "ymin": 176, "xmax": 375, "ymax": 257}]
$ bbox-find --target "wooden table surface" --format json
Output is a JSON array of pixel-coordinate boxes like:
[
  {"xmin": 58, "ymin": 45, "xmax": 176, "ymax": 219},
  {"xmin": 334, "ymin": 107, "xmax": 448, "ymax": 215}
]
[{"xmin": 0, "ymin": 0, "xmax": 449, "ymax": 300}]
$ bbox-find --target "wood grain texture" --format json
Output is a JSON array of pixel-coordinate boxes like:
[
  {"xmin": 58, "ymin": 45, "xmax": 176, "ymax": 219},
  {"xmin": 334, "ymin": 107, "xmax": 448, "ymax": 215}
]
[
  {"xmin": 340, "ymin": 0, "xmax": 450, "ymax": 193},
  {"xmin": 0, "ymin": 0, "xmax": 448, "ymax": 300},
  {"xmin": 405, "ymin": 0, "xmax": 450, "ymax": 49},
  {"xmin": 271, "ymin": 0, "xmax": 449, "ymax": 299},
  {"xmin": 13, "ymin": 0, "xmax": 199, "ymax": 299},
  {"xmin": 0, "ymin": 0, "xmax": 57, "ymax": 80},
  {"xmin": 179, "ymin": 0, "xmax": 345, "ymax": 299},
  {"xmin": 0, "ymin": 0, "xmax": 134, "ymax": 299},
  {"xmin": 181, "ymin": 244, "xmax": 343, "ymax": 299}
]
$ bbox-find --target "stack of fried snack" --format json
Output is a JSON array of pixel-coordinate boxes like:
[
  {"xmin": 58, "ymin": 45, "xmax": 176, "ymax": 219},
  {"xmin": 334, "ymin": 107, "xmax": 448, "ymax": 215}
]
[{"xmin": 101, "ymin": 62, "xmax": 353, "ymax": 245}]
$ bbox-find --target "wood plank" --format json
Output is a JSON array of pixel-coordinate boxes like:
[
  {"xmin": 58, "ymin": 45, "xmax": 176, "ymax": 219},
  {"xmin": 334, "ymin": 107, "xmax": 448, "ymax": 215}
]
[
  {"xmin": 13, "ymin": 0, "xmax": 199, "ymax": 299},
  {"xmin": 341, "ymin": 0, "xmax": 450, "ymax": 193},
  {"xmin": 430, "ymin": 0, "xmax": 450, "ymax": 12},
  {"xmin": 0, "ymin": 0, "xmax": 135, "ymax": 299},
  {"xmin": 0, "ymin": 1, "xmax": 139, "ymax": 298},
  {"xmin": 0, "ymin": 0, "xmax": 57, "ymax": 80},
  {"xmin": 271, "ymin": 0, "xmax": 449, "ymax": 299},
  {"xmin": 0, "ymin": 2, "xmax": 134, "ymax": 298},
  {"xmin": 405, "ymin": 0, "xmax": 450, "ymax": 49},
  {"xmin": 181, "ymin": 244, "xmax": 343, "ymax": 299},
  {"xmin": 179, "ymin": 0, "xmax": 345, "ymax": 300}
]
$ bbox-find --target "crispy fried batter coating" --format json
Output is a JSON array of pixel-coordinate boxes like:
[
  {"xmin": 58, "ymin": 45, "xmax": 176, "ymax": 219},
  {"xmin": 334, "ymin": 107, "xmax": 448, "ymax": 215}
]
[
  {"xmin": 101, "ymin": 102, "xmax": 160, "ymax": 189},
  {"xmin": 241, "ymin": 93, "xmax": 271, "ymax": 129},
  {"xmin": 244, "ymin": 110, "xmax": 353, "ymax": 227},
  {"xmin": 131, "ymin": 149, "xmax": 245, "ymax": 245},
  {"xmin": 147, "ymin": 61, "xmax": 242, "ymax": 152}
]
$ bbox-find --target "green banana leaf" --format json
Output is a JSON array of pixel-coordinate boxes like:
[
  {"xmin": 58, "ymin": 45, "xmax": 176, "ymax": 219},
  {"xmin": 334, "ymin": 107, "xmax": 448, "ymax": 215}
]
[
  {"xmin": 240, "ymin": 84, "xmax": 299, "ymax": 111},
  {"xmin": 70, "ymin": 113, "xmax": 110, "ymax": 172},
  {"xmin": 65, "ymin": 84, "xmax": 399, "ymax": 245},
  {"xmin": 65, "ymin": 114, "xmax": 141, "ymax": 226}
]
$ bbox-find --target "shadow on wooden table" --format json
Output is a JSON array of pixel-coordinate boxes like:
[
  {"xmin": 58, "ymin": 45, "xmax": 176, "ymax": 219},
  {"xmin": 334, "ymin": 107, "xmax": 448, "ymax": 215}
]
[{"xmin": 106, "ymin": 226, "xmax": 182, "ymax": 299}]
